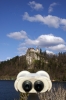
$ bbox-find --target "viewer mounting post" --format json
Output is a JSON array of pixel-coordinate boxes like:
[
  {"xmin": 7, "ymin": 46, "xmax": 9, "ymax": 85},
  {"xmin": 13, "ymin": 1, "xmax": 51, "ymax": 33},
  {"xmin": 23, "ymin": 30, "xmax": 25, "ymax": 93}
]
[{"xmin": 27, "ymin": 93, "xmax": 40, "ymax": 100}]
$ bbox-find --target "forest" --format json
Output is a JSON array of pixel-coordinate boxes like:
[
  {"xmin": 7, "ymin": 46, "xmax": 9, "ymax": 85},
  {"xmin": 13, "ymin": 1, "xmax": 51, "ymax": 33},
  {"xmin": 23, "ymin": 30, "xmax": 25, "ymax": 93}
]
[{"xmin": 0, "ymin": 51, "xmax": 66, "ymax": 81}]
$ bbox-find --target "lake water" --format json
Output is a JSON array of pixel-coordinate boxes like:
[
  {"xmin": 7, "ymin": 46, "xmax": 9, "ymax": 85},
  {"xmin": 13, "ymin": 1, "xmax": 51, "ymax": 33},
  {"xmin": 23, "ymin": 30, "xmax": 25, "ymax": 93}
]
[
  {"xmin": 0, "ymin": 80, "xmax": 66, "ymax": 100},
  {"xmin": 0, "ymin": 80, "xmax": 20, "ymax": 100}
]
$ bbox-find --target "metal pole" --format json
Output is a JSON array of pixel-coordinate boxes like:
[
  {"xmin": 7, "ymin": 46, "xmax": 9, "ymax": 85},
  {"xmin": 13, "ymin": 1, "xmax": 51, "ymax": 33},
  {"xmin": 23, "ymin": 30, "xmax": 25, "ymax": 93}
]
[{"xmin": 27, "ymin": 93, "xmax": 40, "ymax": 100}]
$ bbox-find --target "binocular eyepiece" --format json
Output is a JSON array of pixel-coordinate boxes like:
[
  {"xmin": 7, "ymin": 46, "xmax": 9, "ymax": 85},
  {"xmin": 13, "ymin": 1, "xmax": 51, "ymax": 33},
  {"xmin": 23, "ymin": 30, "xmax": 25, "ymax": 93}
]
[
  {"xmin": 14, "ymin": 70, "xmax": 52, "ymax": 93},
  {"xmin": 34, "ymin": 80, "xmax": 44, "ymax": 92},
  {"xmin": 22, "ymin": 80, "xmax": 32, "ymax": 92},
  {"xmin": 22, "ymin": 80, "xmax": 44, "ymax": 92}
]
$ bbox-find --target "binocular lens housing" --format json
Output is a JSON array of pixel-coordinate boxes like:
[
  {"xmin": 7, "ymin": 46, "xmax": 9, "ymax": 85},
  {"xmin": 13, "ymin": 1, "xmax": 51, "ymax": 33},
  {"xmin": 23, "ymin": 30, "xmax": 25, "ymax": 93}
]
[
  {"xmin": 34, "ymin": 80, "xmax": 44, "ymax": 92},
  {"xmin": 22, "ymin": 80, "xmax": 32, "ymax": 92},
  {"xmin": 14, "ymin": 71, "xmax": 52, "ymax": 93}
]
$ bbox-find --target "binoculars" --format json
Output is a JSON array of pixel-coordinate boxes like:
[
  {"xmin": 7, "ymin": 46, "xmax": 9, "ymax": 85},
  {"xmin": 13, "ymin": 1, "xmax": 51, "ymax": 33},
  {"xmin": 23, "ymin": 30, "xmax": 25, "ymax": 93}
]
[{"xmin": 14, "ymin": 70, "xmax": 52, "ymax": 93}]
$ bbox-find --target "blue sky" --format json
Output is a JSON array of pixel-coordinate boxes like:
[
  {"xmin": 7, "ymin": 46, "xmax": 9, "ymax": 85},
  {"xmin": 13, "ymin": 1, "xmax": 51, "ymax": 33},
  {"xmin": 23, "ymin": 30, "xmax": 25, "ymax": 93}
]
[{"xmin": 0, "ymin": 0, "xmax": 66, "ymax": 61}]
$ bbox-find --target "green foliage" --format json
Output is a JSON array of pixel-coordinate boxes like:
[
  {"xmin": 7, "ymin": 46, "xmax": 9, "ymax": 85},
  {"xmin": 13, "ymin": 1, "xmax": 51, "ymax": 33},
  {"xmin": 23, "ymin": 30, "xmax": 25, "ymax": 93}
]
[
  {"xmin": 0, "ymin": 55, "xmax": 28, "ymax": 79},
  {"xmin": 0, "ymin": 51, "xmax": 66, "ymax": 81},
  {"xmin": 33, "ymin": 51, "xmax": 66, "ymax": 81}
]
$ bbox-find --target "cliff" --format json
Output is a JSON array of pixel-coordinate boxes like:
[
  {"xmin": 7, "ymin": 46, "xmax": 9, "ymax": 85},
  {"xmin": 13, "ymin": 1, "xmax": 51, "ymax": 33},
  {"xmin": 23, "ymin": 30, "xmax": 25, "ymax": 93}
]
[{"xmin": 26, "ymin": 48, "xmax": 40, "ymax": 65}]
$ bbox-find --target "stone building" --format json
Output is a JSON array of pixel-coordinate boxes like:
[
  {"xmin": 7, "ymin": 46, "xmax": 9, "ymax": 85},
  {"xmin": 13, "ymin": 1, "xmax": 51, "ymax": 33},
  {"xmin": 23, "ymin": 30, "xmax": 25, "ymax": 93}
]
[{"xmin": 26, "ymin": 48, "xmax": 40, "ymax": 65}]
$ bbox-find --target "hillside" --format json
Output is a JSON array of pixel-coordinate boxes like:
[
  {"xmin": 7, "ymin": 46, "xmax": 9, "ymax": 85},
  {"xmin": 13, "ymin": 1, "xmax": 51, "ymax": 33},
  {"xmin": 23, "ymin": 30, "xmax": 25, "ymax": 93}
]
[
  {"xmin": 0, "ymin": 50, "xmax": 66, "ymax": 81},
  {"xmin": 0, "ymin": 55, "xmax": 28, "ymax": 80}
]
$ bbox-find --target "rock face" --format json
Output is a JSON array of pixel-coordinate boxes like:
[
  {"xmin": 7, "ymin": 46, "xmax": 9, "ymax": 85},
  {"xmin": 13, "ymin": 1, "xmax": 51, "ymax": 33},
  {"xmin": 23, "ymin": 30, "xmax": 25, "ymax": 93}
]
[{"xmin": 26, "ymin": 48, "xmax": 40, "ymax": 65}]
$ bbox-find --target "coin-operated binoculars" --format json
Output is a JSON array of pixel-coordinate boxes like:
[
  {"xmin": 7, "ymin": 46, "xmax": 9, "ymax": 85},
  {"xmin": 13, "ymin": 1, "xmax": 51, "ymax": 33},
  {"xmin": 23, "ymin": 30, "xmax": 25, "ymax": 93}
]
[{"xmin": 14, "ymin": 70, "xmax": 52, "ymax": 100}]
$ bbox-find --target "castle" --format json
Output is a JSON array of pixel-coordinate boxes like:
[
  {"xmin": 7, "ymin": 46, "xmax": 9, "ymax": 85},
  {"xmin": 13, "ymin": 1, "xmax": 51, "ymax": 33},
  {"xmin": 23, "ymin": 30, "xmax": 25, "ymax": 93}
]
[{"xmin": 26, "ymin": 48, "xmax": 40, "ymax": 65}]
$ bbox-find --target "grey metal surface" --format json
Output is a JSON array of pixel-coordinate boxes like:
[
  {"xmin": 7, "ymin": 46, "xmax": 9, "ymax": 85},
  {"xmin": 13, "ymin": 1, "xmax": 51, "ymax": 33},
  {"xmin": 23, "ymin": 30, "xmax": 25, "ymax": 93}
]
[{"xmin": 27, "ymin": 93, "xmax": 40, "ymax": 100}]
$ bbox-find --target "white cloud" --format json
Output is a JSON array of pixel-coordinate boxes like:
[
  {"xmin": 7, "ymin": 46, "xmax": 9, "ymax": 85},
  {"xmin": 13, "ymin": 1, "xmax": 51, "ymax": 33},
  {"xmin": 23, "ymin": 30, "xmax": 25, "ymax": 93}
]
[
  {"xmin": 48, "ymin": 44, "xmax": 66, "ymax": 51},
  {"xmin": 28, "ymin": 1, "xmax": 43, "ymax": 10},
  {"xmin": 7, "ymin": 30, "xmax": 27, "ymax": 40},
  {"xmin": 17, "ymin": 46, "xmax": 28, "ymax": 56},
  {"xmin": 60, "ymin": 19, "xmax": 66, "ymax": 30},
  {"xmin": 6, "ymin": 57, "xmax": 11, "ymax": 60},
  {"xmin": 24, "ymin": 34, "xmax": 64, "ymax": 46},
  {"xmin": 36, "ymin": 34, "xmax": 64, "ymax": 47},
  {"xmin": 48, "ymin": 2, "xmax": 58, "ymax": 13},
  {"xmin": 0, "ymin": 59, "xmax": 2, "ymax": 62},
  {"xmin": 23, "ymin": 12, "xmax": 66, "ymax": 29},
  {"xmin": 17, "ymin": 46, "xmax": 27, "ymax": 51},
  {"xmin": 46, "ymin": 50, "xmax": 55, "ymax": 55},
  {"xmin": 20, "ymin": 34, "xmax": 65, "ymax": 52},
  {"xmin": 7, "ymin": 30, "xmax": 66, "ymax": 54},
  {"xmin": 62, "ymin": 25, "xmax": 66, "ymax": 31}
]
